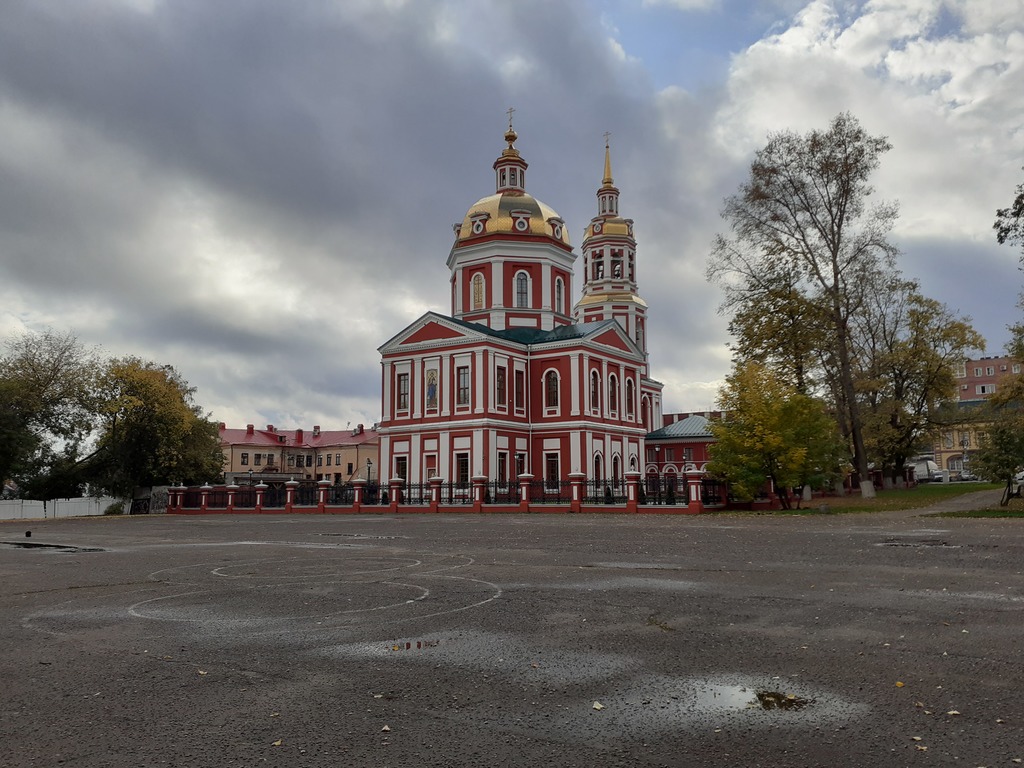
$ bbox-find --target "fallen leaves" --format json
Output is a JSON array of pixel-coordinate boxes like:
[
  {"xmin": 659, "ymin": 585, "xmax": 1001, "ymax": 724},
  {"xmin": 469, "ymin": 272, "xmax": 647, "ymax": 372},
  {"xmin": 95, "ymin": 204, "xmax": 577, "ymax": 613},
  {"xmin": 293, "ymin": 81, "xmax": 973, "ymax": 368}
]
[{"xmin": 592, "ymin": 701, "xmax": 605, "ymax": 711}]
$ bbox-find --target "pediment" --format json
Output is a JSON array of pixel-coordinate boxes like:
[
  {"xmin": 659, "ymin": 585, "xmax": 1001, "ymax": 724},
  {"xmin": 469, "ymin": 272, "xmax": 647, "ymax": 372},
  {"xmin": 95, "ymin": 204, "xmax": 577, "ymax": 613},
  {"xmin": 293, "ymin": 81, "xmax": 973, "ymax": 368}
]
[
  {"xmin": 401, "ymin": 321, "xmax": 467, "ymax": 345},
  {"xmin": 592, "ymin": 328, "xmax": 632, "ymax": 352}
]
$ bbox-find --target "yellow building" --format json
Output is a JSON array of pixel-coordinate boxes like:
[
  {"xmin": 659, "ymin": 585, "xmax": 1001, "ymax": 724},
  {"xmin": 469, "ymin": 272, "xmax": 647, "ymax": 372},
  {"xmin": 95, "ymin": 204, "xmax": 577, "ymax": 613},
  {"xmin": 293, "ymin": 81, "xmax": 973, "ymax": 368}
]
[{"xmin": 219, "ymin": 423, "xmax": 380, "ymax": 485}]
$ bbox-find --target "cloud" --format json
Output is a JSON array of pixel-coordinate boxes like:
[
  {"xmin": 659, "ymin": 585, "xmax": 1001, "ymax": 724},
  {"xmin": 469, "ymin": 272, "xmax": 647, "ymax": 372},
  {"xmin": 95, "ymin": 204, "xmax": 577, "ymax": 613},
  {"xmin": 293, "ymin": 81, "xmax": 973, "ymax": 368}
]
[{"xmin": 0, "ymin": 0, "xmax": 1020, "ymax": 431}]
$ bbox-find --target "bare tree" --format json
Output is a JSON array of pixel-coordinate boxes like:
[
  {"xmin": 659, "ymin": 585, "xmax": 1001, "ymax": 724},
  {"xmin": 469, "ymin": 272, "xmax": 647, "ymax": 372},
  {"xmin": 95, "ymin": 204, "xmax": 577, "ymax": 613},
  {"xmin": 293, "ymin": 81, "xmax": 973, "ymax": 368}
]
[{"xmin": 708, "ymin": 113, "xmax": 900, "ymax": 498}]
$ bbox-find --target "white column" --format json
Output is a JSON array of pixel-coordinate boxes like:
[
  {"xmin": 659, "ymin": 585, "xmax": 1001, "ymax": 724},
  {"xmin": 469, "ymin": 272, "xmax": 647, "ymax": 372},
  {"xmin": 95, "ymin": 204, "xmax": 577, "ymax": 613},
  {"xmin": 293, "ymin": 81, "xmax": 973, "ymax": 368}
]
[
  {"xmin": 569, "ymin": 353, "xmax": 580, "ymax": 416},
  {"xmin": 570, "ymin": 430, "xmax": 581, "ymax": 474},
  {"xmin": 440, "ymin": 354, "xmax": 451, "ymax": 417},
  {"xmin": 492, "ymin": 260, "xmax": 504, "ymax": 306},
  {"xmin": 602, "ymin": 359, "xmax": 610, "ymax": 418},
  {"xmin": 474, "ymin": 350, "xmax": 485, "ymax": 414},
  {"xmin": 382, "ymin": 361, "xmax": 393, "ymax": 420},
  {"xmin": 412, "ymin": 357, "xmax": 423, "ymax": 419},
  {"xmin": 473, "ymin": 428, "xmax": 484, "ymax": 476},
  {"xmin": 411, "ymin": 433, "xmax": 421, "ymax": 482}
]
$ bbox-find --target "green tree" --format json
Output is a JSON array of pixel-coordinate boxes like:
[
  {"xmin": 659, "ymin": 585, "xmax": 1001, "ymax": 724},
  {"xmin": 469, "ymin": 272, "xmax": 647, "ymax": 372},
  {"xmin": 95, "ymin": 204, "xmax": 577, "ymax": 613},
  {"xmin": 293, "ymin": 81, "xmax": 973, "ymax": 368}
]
[
  {"xmin": 0, "ymin": 330, "xmax": 99, "ymax": 492},
  {"xmin": 993, "ymin": 168, "xmax": 1024, "ymax": 259},
  {"xmin": 853, "ymin": 276, "xmax": 983, "ymax": 484},
  {"xmin": 971, "ymin": 416, "xmax": 1024, "ymax": 506},
  {"xmin": 708, "ymin": 113, "xmax": 899, "ymax": 498},
  {"xmin": 707, "ymin": 362, "xmax": 847, "ymax": 509},
  {"xmin": 89, "ymin": 357, "xmax": 223, "ymax": 496}
]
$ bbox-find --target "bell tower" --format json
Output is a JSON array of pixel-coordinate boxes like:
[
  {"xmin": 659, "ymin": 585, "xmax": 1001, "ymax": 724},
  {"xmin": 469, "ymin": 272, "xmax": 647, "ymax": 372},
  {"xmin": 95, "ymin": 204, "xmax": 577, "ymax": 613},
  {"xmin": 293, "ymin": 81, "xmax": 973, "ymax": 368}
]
[{"xmin": 574, "ymin": 137, "xmax": 650, "ymax": 371}]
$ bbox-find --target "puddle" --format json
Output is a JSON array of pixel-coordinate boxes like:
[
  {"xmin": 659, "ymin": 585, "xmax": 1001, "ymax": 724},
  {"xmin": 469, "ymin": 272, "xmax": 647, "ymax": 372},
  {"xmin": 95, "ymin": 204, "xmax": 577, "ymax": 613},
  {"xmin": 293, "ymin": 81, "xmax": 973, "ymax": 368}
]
[
  {"xmin": 753, "ymin": 689, "xmax": 812, "ymax": 710},
  {"xmin": 1, "ymin": 541, "xmax": 105, "ymax": 553},
  {"xmin": 877, "ymin": 538, "xmax": 959, "ymax": 548},
  {"xmin": 314, "ymin": 533, "xmax": 406, "ymax": 540}
]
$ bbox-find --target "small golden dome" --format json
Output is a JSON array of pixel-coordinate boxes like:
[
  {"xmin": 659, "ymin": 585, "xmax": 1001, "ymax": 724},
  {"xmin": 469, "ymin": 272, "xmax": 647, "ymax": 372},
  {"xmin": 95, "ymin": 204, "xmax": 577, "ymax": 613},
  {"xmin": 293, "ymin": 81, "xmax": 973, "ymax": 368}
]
[{"xmin": 584, "ymin": 216, "xmax": 633, "ymax": 240}]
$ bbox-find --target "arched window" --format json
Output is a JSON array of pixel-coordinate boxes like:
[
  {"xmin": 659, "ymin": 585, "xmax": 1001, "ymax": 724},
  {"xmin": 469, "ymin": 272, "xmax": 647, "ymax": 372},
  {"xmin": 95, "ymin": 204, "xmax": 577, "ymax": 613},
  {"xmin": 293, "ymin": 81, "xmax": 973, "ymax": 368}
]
[
  {"xmin": 555, "ymin": 278, "xmax": 564, "ymax": 314},
  {"xmin": 642, "ymin": 395, "xmax": 651, "ymax": 432},
  {"xmin": 472, "ymin": 273, "xmax": 484, "ymax": 310},
  {"xmin": 516, "ymin": 272, "xmax": 529, "ymax": 308},
  {"xmin": 545, "ymin": 370, "xmax": 559, "ymax": 408},
  {"xmin": 613, "ymin": 455, "xmax": 621, "ymax": 488},
  {"xmin": 609, "ymin": 374, "xmax": 619, "ymax": 414},
  {"xmin": 626, "ymin": 379, "xmax": 635, "ymax": 418},
  {"xmin": 593, "ymin": 453, "xmax": 603, "ymax": 483},
  {"xmin": 590, "ymin": 370, "xmax": 600, "ymax": 412}
]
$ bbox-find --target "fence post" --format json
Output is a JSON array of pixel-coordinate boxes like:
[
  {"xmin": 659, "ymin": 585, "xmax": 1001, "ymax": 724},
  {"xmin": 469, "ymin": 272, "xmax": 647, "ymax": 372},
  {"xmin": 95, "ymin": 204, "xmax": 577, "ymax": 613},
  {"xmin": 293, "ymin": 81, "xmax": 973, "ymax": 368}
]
[
  {"xmin": 285, "ymin": 478, "xmax": 299, "ymax": 513},
  {"xmin": 254, "ymin": 482, "xmax": 267, "ymax": 513},
  {"xmin": 518, "ymin": 473, "xmax": 534, "ymax": 512},
  {"xmin": 625, "ymin": 471, "xmax": 641, "ymax": 513},
  {"xmin": 351, "ymin": 478, "xmax": 366, "ymax": 511},
  {"xmin": 389, "ymin": 478, "xmax": 404, "ymax": 511},
  {"xmin": 317, "ymin": 479, "xmax": 331, "ymax": 513},
  {"xmin": 687, "ymin": 474, "xmax": 704, "ymax": 513},
  {"xmin": 200, "ymin": 484, "xmax": 212, "ymax": 512},
  {"xmin": 471, "ymin": 475, "xmax": 488, "ymax": 512},
  {"xmin": 428, "ymin": 476, "xmax": 443, "ymax": 512},
  {"xmin": 225, "ymin": 484, "xmax": 239, "ymax": 513},
  {"xmin": 568, "ymin": 472, "xmax": 585, "ymax": 513}
]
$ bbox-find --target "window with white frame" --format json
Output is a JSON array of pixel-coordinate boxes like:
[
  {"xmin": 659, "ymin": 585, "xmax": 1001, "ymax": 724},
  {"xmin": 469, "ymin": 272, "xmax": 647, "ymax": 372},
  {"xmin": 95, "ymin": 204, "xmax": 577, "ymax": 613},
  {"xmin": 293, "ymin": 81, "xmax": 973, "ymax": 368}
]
[
  {"xmin": 515, "ymin": 272, "xmax": 529, "ymax": 308},
  {"xmin": 555, "ymin": 277, "xmax": 564, "ymax": 314},
  {"xmin": 397, "ymin": 372, "xmax": 409, "ymax": 411},
  {"xmin": 545, "ymin": 452, "xmax": 560, "ymax": 490},
  {"xmin": 472, "ymin": 273, "xmax": 485, "ymax": 310},
  {"xmin": 457, "ymin": 366, "xmax": 470, "ymax": 406},
  {"xmin": 545, "ymin": 370, "xmax": 559, "ymax": 409},
  {"xmin": 608, "ymin": 374, "xmax": 619, "ymax": 414},
  {"xmin": 590, "ymin": 370, "xmax": 600, "ymax": 413}
]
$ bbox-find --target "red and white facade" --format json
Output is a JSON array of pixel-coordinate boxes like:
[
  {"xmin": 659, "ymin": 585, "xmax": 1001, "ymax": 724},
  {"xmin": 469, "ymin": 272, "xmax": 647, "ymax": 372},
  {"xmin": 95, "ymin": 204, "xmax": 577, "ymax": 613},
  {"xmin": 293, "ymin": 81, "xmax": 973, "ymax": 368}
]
[{"xmin": 378, "ymin": 125, "xmax": 663, "ymax": 488}]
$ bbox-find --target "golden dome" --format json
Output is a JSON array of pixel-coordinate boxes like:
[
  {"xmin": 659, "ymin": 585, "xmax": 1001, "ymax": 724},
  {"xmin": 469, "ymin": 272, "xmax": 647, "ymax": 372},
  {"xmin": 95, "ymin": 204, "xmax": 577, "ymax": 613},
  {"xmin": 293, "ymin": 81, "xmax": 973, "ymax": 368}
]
[
  {"xmin": 456, "ymin": 192, "xmax": 571, "ymax": 247},
  {"xmin": 584, "ymin": 216, "xmax": 633, "ymax": 240}
]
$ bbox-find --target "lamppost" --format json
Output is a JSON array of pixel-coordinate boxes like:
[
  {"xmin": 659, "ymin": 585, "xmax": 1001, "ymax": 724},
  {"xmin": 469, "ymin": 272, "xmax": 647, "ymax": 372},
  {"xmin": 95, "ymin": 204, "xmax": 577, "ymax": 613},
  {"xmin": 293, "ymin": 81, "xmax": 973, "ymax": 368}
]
[
  {"xmin": 366, "ymin": 458, "xmax": 373, "ymax": 483},
  {"xmin": 961, "ymin": 435, "xmax": 970, "ymax": 476},
  {"xmin": 248, "ymin": 469, "xmax": 253, "ymax": 486}
]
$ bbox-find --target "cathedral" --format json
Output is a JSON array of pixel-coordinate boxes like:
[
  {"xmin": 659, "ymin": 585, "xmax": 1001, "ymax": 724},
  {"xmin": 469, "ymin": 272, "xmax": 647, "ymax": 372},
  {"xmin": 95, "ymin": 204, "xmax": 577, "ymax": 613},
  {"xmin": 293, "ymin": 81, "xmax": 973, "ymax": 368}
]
[{"xmin": 377, "ymin": 120, "xmax": 664, "ymax": 491}]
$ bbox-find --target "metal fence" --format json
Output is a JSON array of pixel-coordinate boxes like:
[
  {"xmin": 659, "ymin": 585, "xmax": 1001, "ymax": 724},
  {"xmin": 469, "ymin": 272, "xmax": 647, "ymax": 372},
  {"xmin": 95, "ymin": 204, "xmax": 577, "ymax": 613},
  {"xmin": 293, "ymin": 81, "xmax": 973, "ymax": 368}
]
[
  {"xmin": 640, "ymin": 475, "xmax": 687, "ymax": 506},
  {"xmin": 530, "ymin": 480, "xmax": 572, "ymax": 504},
  {"xmin": 484, "ymin": 481, "xmax": 518, "ymax": 504},
  {"xmin": 582, "ymin": 480, "xmax": 626, "ymax": 504}
]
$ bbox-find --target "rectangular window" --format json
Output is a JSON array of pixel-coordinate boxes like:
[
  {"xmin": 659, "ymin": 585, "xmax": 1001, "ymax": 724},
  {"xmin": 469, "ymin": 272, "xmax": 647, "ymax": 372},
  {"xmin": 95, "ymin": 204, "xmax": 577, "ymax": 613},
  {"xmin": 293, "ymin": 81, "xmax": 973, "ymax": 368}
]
[
  {"xmin": 240, "ymin": 452, "xmax": 249, "ymax": 466},
  {"xmin": 545, "ymin": 452, "xmax": 559, "ymax": 490},
  {"xmin": 397, "ymin": 373, "xmax": 410, "ymax": 410},
  {"xmin": 306, "ymin": 455, "xmax": 313, "ymax": 467},
  {"xmin": 267, "ymin": 454, "xmax": 274, "ymax": 466},
  {"xmin": 395, "ymin": 456, "xmax": 408, "ymax": 480},
  {"xmin": 254, "ymin": 454, "xmax": 262, "ymax": 466},
  {"xmin": 986, "ymin": 366, "xmax": 995, "ymax": 375},
  {"xmin": 974, "ymin": 367, "xmax": 982, "ymax": 376},
  {"xmin": 497, "ymin": 452, "xmax": 508, "ymax": 484},
  {"xmin": 514, "ymin": 370, "xmax": 525, "ymax": 410},
  {"xmin": 664, "ymin": 448, "xmax": 674, "ymax": 461},
  {"xmin": 496, "ymin": 366, "xmax": 507, "ymax": 408},
  {"xmin": 456, "ymin": 453, "xmax": 470, "ymax": 486},
  {"xmin": 1014, "ymin": 364, "xmax": 1021, "ymax": 374},
  {"xmin": 326, "ymin": 454, "xmax": 332, "ymax": 466},
  {"xmin": 347, "ymin": 462, "xmax": 354, "ymax": 475},
  {"xmin": 683, "ymin": 447, "xmax": 694, "ymax": 462},
  {"xmin": 977, "ymin": 384, "xmax": 996, "ymax": 394},
  {"xmin": 457, "ymin": 366, "xmax": 470, "ymax": 406},
  {"xmin": 317, "ymin": 455, "xmax": 323, "ymax": 466}
]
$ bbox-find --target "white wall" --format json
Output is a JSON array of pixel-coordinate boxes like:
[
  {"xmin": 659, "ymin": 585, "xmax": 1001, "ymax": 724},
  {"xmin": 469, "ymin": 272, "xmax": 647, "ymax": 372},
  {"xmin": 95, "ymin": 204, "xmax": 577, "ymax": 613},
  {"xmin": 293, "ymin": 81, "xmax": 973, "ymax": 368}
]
[{"xmin": 0, "ymin": 497, "xmax": 122, "ymax": 521}]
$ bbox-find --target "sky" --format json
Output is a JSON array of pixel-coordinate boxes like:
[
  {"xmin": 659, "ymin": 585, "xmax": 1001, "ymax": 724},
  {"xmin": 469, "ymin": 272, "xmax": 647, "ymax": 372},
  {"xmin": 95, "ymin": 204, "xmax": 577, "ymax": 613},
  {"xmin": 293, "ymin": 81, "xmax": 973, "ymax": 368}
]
[{"xmin": 1, "ymin": 0, "xmax": 1022, "ymax": 431}]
